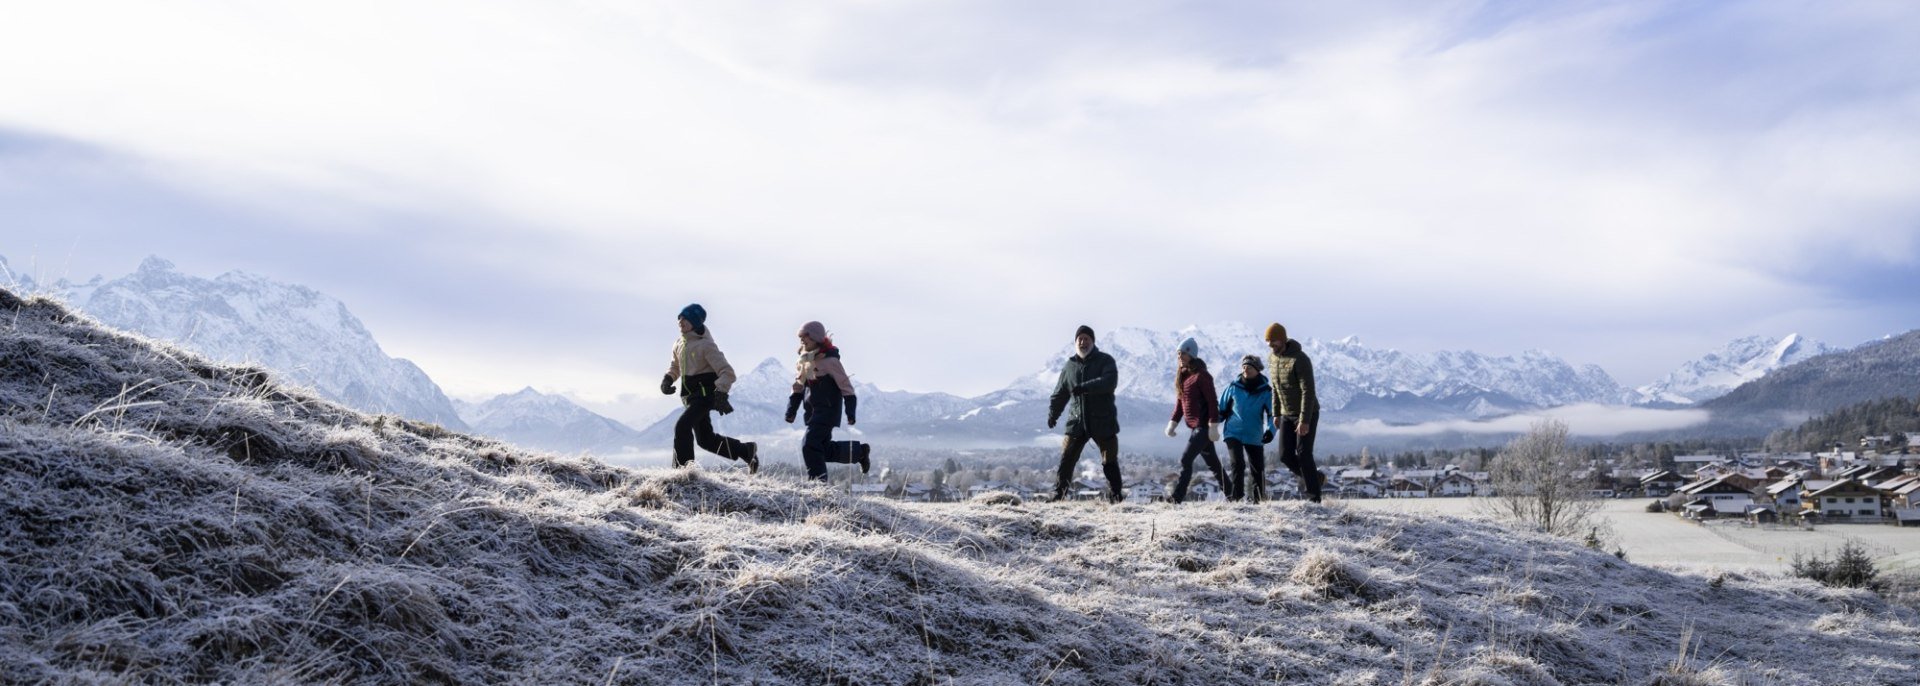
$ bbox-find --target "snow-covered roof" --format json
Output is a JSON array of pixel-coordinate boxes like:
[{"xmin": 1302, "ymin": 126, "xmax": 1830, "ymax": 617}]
[
  {"xmin": 1765, "ymin": 479, "xmax": 1803, "ymax": 495},
  {"xmin": 1807, "ymin": 479, "xmax": 1879, "ymax": 499}
]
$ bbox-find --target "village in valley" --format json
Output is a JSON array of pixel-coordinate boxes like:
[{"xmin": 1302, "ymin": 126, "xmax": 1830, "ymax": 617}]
[
  {"xmin": 1641, "ymin": 431, "xmax": 1920, "ymax": 526},
  {"xmin": 834, "ymin": 431, "xmax": 1920, "ymax": 530}
]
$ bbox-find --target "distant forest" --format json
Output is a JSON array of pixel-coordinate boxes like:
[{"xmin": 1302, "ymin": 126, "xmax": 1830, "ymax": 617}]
[{"xmin": 1765, "ymin": 394, "xmax": 1920, "ymax": 453}]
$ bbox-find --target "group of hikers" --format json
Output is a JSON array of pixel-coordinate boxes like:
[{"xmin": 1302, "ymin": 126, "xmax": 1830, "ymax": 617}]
[{"xmin": 661, "ymin": 304, "xmax": 1325, "ymax": 503}]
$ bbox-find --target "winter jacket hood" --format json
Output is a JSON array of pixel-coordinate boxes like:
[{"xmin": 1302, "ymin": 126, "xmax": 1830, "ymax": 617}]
[
  {"xmin": 1219, "ymin": 374, "xmax": 1274, "ymax": 444},
  {"xmin": 795, "ymin": 346, "xmax": 855, "ymax": 428},
  {"xmin": 1172, "ymin": 358, "xmax": 1218, "ymax": 430}
]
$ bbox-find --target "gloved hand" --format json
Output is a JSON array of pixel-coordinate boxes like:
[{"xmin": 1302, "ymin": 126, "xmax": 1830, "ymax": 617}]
[
  {"xmin": 1262, "ymin": 429, "xmax": 1275, "ymax": 444},
  {"xmin": 844, "ymin": 395, "xmax": 859, "ymax": 426},
  {"xmin": 1208, "ymin": 421, "xmax": 1223, "ymax": 442},
  {"xmin": 1047, "ymin": 414, "xmax": 1059, "ymax": 430},
  {"xmin": 660, "ymin": 373, "xmax": 676, "ymax": 395},
  {"xmin": 1070, "ymin": 384, "xmax": 1087, "ymax": 397},
  {"xmin": 784, "ymin": 392, "xmax": 803, "ymax": 424},
  {"xmin": 1165, "ymin": 420, "xmax": 1178, "ymax": 438},
  {"xmin": 713, "ymin": 392, "xmax": 734, "ymax": 415}
]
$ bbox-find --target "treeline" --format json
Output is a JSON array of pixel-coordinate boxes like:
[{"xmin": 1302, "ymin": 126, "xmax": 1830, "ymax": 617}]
[
  {"xmin": 1765, "ymin": 394, "xmax": 1920, "ymax": 453},
  {"xmin": 1322, "ymin": 437, "xmax": 1766, "ymax": 472}
]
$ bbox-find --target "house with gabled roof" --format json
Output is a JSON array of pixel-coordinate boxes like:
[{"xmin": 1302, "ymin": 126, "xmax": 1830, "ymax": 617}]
[
  {"xmin": 1804, "ymin": 479, "xmax": 1884, "ymax": 519},
  {"xmin": 1764, "ymin": 477, "xmax": 1808, "ymax": 512},
  {"xmin": 1432, "ymin": 472, "xmax": 1477, "ymax": 497},
  {"xmin": 1668, "ymin": 475, "xmax": 1755, "ymax": 513},
  {"xmin": 1870, "ymin": 476, "xmax": 1920, "ymax": 526},
  {"xmin": 1334, "ymin": 470, "xmax": 1384, "ymax": 498},
  {"xmin": 1854, "ymin": 467, "xmax": 1908, "ymax": 486},
  {"xmin": 1385, "ymin": 475, "xmax": 1431, "ymax": 498},
  {"xmin": 1640, "ymin": 470, "xmax": 1684, "ymax": 497}
]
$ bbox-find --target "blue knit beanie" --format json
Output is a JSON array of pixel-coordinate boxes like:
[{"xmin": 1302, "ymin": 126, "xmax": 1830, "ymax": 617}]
[
  {"xmin": 679, "ymin": 304, "xmax": 707, "ymax": 333},
  {"xmin": 1177, "ymin": 337, "xmax": 1199, "ymax": 358}
]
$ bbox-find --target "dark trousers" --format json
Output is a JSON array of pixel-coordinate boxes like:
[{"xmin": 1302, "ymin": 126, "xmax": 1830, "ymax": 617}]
[
  {"xmin": 1279, "ymin": 415, "xmax": 1323, "ymax": 500},
  {"xmin": 802, "ymin": 423, "xmax": 861, "ymax": 481},
  {"xmin": 1225, "ymin": 439, "xmax": 1267, "ymax": 503},
  {"xmin": 1052, "ymin": 433, "xmax": 1123, "ymax": 501},
  {"xmin": 673, "ymin": 398, "xmax": 750, "ymax": 467},
  {"xmin": 1172, "ymin": 431, "xmax": 1226, "ymax": 504}
]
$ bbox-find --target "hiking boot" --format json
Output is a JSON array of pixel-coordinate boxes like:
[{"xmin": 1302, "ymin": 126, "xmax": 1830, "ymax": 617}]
[
  {"xmin": 1108, "ymin": 492, "xmax": 1126, "ymax": 505},
  {"xmin": 855, "ymin": 443, "xmax": 871, "ymax": 474},
  {"xmin": 742, "ymin": 442, "xmax": 759, "ymax": 474},
  {"xmin": 1312, "ymin": 471, "xmax": 1327, "ymax": 499}
]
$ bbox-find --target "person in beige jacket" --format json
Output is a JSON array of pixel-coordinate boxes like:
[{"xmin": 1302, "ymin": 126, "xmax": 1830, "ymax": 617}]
[{"xmin": 662, "ymin": 304, "xmax": 757, "ymax": 472}]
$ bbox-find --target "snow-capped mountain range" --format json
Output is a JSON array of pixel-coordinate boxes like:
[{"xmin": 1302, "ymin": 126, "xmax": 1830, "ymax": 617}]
[
  {"xmin": 2, "ymin": 255, "xmax": 468, "ymax": 429},
  {"xmin": 455, "ymin": 387, "xmax": 646, "ymax": 454},
  {"xmin": 1633, "ymin": 334, "xmax": 1836, "ymax": 405},
  {"xmin": 1003, "ymin": 323, "xmax": 1633, "ymax": 419}
]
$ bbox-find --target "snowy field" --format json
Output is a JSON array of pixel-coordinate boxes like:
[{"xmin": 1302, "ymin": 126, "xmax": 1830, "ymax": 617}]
[{"xmin": 1342, "ymin": 497, "xmax": 1920, "ymax": 573}]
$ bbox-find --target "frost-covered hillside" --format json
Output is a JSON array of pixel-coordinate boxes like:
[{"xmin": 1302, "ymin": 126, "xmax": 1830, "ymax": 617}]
[
  {"xmin": 3, "ymin": 287, "xmax": 1916, "ymax": 685},
  {"xmin": 1, "ymin": 254, "xmax": 466, "ymax": 429}
]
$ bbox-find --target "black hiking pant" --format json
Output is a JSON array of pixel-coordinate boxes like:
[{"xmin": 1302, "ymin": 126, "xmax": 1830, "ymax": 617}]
[
  {"xmin": 1172, "ymin": 430, "xmax": 1226, "ymax": 504},
  {"xmin": 1279, "ymin": 415, "xmax": 1324, "ymax": 501},
  {"xmin": 1225, "ymin": 438, "xmax": 1267, "ymax": 503},
  {"xmin": 673, "ymin": 396, "xmax": 751, "ymax": 467},
  {"xmin": 1052, "ymin": 433, "xmax": 1123, "ymax": 501},
  {"xmin": 802, "ymin": 423, "xmax": 862, "ymax": 481}
]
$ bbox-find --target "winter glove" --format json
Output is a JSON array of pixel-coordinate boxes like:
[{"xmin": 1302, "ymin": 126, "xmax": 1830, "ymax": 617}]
[
  {"xmin": 844, "ymin": 395, "xmax": 859, "ymax": 426},
  {"xmin": 713, "ymin": 392, "xmax": 734, "ymax": 415},
  {"xmin": 1070, "ymin": 384, "xmax": 1087, "ymax": 397},
  {"xmin": 1047, "ymin": 414, "xmax": 1059, "ymax": 430},
  {"xmin": 1208, "ymin": 421, "xmax": 1223, "ymax": 442},
  {"xmin": 1165, "ymin": 420, "xmax": 1179, "ymax": 438},
  {"xmin": 660, "ymin": 373, "xmax": 676, "ymax": 395},
  {"xmin": 784, "ymin": 392, "xmax": 803, "ymax": 424},
  {"xmin": 1262, "ymin": 429, "xmax": 1275, "ymax": 444}
]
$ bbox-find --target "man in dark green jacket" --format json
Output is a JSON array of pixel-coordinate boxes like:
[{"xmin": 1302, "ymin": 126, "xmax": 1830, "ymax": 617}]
[
  {"xmin": 1047, "ymin": 325, "xmax": 1124, "ymax": 503},
  {"xmin": 1266, "ymin": 322, "xmax": 1325, "ymax": 502}
]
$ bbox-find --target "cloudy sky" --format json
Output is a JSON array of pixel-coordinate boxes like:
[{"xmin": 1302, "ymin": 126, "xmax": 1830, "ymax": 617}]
[{"xmin": 4, "ymin": 1, "xmax": 1918, "ymax": 426}]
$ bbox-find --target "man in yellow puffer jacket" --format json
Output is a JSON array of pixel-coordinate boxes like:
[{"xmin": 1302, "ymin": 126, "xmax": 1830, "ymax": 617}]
[{"xmin": 662, "ymin": 304, "xmax": 757, "ymax": 472}]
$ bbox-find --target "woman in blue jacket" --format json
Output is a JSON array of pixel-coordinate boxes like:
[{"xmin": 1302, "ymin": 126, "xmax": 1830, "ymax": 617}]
[{"xmin": 1218, "ymin": 355, "xmax": 1276, "ymax": 503}]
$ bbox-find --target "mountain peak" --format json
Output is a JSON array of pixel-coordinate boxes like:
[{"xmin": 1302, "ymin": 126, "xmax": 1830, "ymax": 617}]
[
  {"xmin": 136, "ymin": 255, "xmax": 176, "ymax": 274},
  {"xmin": 1635, "ymin": 333, "xmax": 1837, "ymax": 405}
]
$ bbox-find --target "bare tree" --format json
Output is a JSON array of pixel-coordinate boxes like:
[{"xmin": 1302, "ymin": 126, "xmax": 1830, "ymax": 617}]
[{"xmin": 1479, "ymin": 419, "xmax": 1606, "ymax": 539}]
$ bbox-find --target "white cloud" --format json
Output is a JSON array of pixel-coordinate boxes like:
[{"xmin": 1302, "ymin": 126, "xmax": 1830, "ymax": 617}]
[
  {"xmin": 1332, "ymin": 403, "xmax": 1711, "ymax": 438},
  {"xmin": 2, "ymin": 1, "xmax": 1916, "ymax": 397}
]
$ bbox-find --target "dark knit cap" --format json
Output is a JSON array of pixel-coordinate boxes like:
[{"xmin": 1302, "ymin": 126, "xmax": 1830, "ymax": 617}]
[
  {"xmin": 679, "ymin": 304, "xmax": 707, "ymax": 332},
  {"xmin": 1075, "ymin": 325, "xmax": 1096, "ymax": 343}
]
